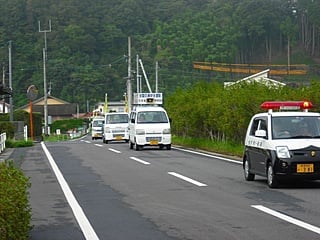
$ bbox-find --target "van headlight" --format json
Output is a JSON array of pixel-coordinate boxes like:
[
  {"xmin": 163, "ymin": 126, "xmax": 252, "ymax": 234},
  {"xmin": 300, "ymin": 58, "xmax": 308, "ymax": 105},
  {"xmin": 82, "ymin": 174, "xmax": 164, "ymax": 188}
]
[
  {"xmin": 163, "ymin": 128, "xmax": 171, "ymax": 134},
  {"xmin": 136, "ymin": 129, "xmax": 145, "ymax": 135},
  {"xmin": 276, "ymin": 146, "xmax": 290, "ymax": 159}
]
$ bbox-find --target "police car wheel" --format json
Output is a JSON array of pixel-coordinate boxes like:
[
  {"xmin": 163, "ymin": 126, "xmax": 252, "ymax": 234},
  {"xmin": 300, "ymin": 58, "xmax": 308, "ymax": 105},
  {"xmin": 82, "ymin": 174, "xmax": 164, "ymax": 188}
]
[
  {"xmin": 267, "ymin": 163, "xmax": 278, "ymax": 188},
  {"xmin": 244, "ymin": 158, "xmax": 255, "ymax": 181}
]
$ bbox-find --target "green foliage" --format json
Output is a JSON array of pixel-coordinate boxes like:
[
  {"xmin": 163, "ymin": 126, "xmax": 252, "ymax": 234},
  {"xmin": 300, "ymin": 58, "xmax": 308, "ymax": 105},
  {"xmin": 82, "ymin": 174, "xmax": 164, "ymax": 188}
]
[
  {"xmin": 0, "ymin": 160, "xmax": 32, "ymax": 240},
  {"xmin": 166, "ymin": 82, "xmax": 316, "ymax": 144},
  {"xmin": 5, "ymin": 139, "xmax": 34, "ymax": 148},
  {"xmin": 0, "ymin": 122, "xmax": 14, "ymax": 139},
  {"xmin": 0, "ymin": 0, "xmax": 319, "ymax": 112},
  {"xmin": 49, "ymin": 118, "xmax": 85, "ymax": 133}
]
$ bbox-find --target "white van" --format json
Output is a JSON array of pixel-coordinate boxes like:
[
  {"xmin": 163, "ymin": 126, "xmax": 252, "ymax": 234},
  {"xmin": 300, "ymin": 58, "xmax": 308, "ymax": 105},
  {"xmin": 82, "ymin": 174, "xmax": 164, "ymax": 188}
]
[
  {"xmin": 91, "ymin": 117, "xmax": 104, "ymax": 140},
  {"xmin": 103, "ymin": 112, "xmax": 129, "ymax": 143},
  {"xmin": 128, "ymin": 105, "xmax": 171, "ymax": 150}
]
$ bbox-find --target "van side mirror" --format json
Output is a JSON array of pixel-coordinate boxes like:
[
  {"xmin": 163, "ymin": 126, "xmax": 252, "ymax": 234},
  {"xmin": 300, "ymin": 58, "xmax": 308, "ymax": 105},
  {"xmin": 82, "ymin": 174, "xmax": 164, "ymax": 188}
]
[{"xmin": 131, "ymin": 119, "xmax": 135, "ymax": 123}]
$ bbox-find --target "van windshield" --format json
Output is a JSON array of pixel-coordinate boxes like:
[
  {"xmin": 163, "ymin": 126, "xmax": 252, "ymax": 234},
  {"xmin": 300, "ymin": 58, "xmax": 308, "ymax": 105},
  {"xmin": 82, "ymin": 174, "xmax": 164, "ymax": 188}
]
[
  {"xmin": 137, "ymin": 111, "xmax": 168, "ymax": 123},
  {"xmin": 106, "ymin": 114, "xmax": 128, "ymax": 124},
  {"xmin": 92, "ymin": 120, "xmax": 104, "ymax": 127}
]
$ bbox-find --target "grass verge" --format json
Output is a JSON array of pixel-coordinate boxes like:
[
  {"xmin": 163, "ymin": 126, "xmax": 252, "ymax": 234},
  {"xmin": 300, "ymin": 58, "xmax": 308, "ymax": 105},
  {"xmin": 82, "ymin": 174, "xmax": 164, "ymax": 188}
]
[{"xmin": 172, "ymin": 135, "xmax": 244, "ymax": 158}]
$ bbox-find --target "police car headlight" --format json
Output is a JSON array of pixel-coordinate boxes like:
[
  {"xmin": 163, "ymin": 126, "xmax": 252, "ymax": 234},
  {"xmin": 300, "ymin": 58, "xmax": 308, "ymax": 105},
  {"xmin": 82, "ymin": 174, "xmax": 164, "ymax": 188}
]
[
  {"xmin": 163, "ymin": 128, "xmax": 171, "ymax": 134},
  {"xmin": 104, "ymin": 128, "xmax": 111, "ymax": 133},
  {"xmin": 136, "ymin": 129, "xmax": 145, "ymax": 135},
  {"xmin": 276, "ymin": 146, "xmax": 290, "ymax": 159}
]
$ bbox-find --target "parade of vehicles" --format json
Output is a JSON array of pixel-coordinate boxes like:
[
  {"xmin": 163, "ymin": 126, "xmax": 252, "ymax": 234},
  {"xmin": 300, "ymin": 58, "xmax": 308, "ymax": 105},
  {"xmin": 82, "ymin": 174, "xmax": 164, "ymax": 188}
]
[
  {"xmin": 243, "ymin": 101, "xmax": 320, "ymax": 188},
  {"xmin": 103, "ymin": 112, "xmax": 129, "ymax": 143},
  {"xmin": 128, "ymin": 93, "xmax": 172, "ymax": 151},
  {"xmin": 91, "ymin": 116, "xmax": 104, "ymax": 140}
]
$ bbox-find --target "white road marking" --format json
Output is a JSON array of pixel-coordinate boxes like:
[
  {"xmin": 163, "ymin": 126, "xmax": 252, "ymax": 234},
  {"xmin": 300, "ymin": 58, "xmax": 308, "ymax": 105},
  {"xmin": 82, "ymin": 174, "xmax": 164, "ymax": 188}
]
[
  {"xmin": 173, "ymin": 147, "xmax": 241, "ymax": 164},
  {"xmin": 130, "ymin": 157, "xmax": 150, "ymax": 165},
  {"xmin": 41, "ymin": 142, "xmax": 99, "ymax": 240},
  {"xmin": 84, "ymin": 140, "xmax": 91, "ymax": 144},
  {"xmin": 109, "ymin": 148, "xmax": 121, "ymax": 153},
  {"xmin": 94, "ymin": 144, "xmax": 103, "ymax": 147},
  {"xmin": 252, "ymin": 205, "xmax": 320, "ymax": 235},
  {"xmin": 168, "ymin": 172, "xmax": 207, "ymax": 187}
]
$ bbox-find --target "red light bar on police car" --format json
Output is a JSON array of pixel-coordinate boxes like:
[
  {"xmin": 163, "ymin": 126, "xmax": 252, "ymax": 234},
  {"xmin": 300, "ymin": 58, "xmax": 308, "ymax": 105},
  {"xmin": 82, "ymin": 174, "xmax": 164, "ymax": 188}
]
[{"xmin": 261, "ymin": 101, "xmax": 313, "ymax": 111}]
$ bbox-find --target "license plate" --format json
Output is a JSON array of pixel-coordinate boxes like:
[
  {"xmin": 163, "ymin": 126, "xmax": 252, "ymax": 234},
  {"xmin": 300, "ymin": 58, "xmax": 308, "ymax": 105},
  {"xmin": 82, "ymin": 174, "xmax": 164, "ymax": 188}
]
[
  {"xmin": 115, "ymin": 136, "xmax": 123, "ymax": 140},
  {"xmin": 297, "ymin": 164, "xmax": 314, "ymax": 173},
  {"xmin": 150, "ymin": 140, "xmax": 158, "ymax": 145}
]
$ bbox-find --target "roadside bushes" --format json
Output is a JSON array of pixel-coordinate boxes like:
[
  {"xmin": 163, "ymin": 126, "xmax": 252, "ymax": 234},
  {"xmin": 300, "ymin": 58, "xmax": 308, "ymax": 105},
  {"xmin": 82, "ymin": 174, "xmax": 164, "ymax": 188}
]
[
  {"xmin": 165, "ymin": 80, "xmax": 320, "ymax": 144},
  {"xmin": 0, "ymin": 160, "xmax": 31, "ymax": 240}
]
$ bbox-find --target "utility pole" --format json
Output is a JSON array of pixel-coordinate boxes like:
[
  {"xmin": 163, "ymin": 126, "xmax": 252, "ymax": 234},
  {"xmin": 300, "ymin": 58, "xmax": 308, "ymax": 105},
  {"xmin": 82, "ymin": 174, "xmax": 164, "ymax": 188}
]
[
  {"xmin": 38, "ymin": 20, "xmax": 51, "ymax": 135},
  {"xmin": 155, "ymin": 61, "xmax": 159, "ymax": 93},
  {"xmin": 8, "ymin": 41, "xmax": 13, "ymax": 121},
  {"xmin": 127, "ymin": 36, "xmax": 132, "ymax": 111}
]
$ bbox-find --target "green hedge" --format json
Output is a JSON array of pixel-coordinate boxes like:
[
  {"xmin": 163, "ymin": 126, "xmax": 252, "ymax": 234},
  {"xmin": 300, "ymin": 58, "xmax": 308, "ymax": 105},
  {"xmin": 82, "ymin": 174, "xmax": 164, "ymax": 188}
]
[
  {"xmin": 0, "ymin": 160, "xmax": 31, "ymax": 240},
  {"xmin": 166, "ymin": 81, "xmax": 320, "ymax": 144}
]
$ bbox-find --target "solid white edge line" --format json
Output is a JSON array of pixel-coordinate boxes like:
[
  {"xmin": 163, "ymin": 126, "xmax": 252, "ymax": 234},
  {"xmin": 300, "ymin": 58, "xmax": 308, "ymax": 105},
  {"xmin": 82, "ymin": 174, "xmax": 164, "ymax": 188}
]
[
  {"xmin": 173, "ymin": 147, "xmax": 241, "ymax": 164},
  {"xmin": 130, "ymin": 157, "xmax": 150, "ymax": 165},
  {"xmin": 41, "ymin": 142, "xmax": 99, "ymax": 240},
  {"xmin": 252, "ymin": 205, "xmax": 320, "ymax": 235},
  {"xmin": 109, "ymin": 148, "xmax": 121, "ymax": 154},
  {"xmin": 168, "ymin": 172, "xmax": 207, "ymax": 187}
]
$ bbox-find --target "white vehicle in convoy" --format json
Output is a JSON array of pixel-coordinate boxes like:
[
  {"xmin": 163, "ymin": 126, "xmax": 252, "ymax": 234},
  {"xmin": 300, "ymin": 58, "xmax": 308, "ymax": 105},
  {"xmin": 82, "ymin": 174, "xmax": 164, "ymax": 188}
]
[
  {"xmin": 128, "ymin": 93, "xmax": 171, "ymax": 151},
  {"xmin": 103, "ymin": 112, "xmax": 129, "ymax": 143},
  {"xmin": 243, "ymin": 101, "xmax": 320, "ymax": 188},
  {"xmin": 91, "ymin": 117, "xmax": 104, "ymax": 140}
]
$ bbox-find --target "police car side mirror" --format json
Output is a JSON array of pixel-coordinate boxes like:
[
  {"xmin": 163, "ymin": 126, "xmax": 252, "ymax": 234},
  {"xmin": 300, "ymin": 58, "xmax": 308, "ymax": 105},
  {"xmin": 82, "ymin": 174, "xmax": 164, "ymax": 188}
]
[{"xmin": 255, "ymin": 129, "xmax": 266, "ymax": 138}]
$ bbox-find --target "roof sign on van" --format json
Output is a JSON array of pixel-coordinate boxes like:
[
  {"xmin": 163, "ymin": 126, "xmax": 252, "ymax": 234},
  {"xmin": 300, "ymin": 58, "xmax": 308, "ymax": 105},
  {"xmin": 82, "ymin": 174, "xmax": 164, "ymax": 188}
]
[{"xmin": 133, "ymin": 93, "xmax": 163, "ymax": 105}]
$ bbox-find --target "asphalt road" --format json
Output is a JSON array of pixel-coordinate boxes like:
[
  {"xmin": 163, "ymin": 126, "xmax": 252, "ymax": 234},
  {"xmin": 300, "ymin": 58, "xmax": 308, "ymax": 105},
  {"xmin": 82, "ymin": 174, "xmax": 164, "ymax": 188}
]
[{"xmin": 7, "ymin": 135, "xmax": 320, "ymax": 240}]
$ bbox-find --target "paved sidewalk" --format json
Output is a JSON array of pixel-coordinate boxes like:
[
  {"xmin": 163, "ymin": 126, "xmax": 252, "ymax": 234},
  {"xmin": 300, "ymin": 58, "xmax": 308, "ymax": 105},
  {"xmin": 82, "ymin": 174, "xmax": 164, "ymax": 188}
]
[{"xmin": 2, "ymin": 144, "xmax": 84, "ymax": 240}]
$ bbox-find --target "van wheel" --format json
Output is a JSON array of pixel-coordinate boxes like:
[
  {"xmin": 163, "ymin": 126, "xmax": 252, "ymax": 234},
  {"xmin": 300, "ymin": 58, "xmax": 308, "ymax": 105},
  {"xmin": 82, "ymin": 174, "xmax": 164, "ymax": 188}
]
[
  {"xmin": 129, "ymin": 140, "xmax": 133, "ymax": 149},
  {"xmin": 244, "ymin": 158, "xmax": 255, "ymax": 181},
  {"xmin": 267, "ymin": 163, "xmax": 278, "ymax": 188},
  {"xmin": 105, "ymin": 140, "xmax": 109, "ymax": 144},
  {"xmin": 135, "ymin": 142, "xmax": 141, "ymax": 151},
  {"xmin": 166, "ymin": 144, "xmax": 171, "ymax": 150}
]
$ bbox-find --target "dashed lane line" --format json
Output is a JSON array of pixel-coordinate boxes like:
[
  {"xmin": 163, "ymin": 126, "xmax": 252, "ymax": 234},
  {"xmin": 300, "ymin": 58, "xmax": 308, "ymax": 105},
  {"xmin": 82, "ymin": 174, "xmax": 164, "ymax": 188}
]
[
  {"xmin": 130, "ymin": 157, "xmax": 150, "ymax": 165},
  {"xmin": 168, "ymin": 172, "xmax": 208, "ymax": 187},
  {"xmin": 252, "ymin": 205, "xmax": 320, "ymax": 235}
]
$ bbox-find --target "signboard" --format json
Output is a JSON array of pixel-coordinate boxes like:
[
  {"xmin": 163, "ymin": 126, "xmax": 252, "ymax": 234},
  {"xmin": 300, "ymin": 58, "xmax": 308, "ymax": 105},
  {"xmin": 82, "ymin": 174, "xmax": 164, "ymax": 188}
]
[
  {"xmin": 133, "ymin": 93, "xmax": 163, "ymax": 105},
  {"xmin": 27, "ymin": 85, "xmax": 38, "ymax": 101}
]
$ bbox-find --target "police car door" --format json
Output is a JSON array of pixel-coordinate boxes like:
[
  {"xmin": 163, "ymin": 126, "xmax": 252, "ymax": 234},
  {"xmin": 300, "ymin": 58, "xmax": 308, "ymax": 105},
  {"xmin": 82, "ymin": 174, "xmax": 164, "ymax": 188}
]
[{"xmin": 247, "ymin": 117, "xmax": 268, "ymax": 175}]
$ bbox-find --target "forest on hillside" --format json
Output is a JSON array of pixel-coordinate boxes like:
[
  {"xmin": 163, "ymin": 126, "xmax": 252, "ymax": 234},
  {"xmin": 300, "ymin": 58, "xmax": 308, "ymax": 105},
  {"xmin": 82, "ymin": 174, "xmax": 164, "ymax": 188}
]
[{"xmin": 0, "ymin": 0, "xmax": 320, "ymax": 112}]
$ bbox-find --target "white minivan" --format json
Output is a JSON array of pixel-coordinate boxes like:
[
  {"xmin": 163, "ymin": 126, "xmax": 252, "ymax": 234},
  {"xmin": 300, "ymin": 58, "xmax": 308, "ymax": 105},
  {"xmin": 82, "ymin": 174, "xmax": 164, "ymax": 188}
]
[
  {"xmin": 91, "ymin": 117, "xmax": 104, "ymax": 140},
  {"xmin": 128, "ymin": 106, "xmax": 171, "ymax": 150},
  {"xmin": 103, "ymin": 112, "xmax": 129, "ymax": 143}
]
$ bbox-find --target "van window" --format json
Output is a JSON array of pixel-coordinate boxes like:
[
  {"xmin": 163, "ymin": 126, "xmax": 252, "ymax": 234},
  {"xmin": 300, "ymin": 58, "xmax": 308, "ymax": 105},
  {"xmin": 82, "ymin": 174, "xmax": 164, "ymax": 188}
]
[
  {"xmin": 92, "ymin": 120, "xmax": 104, "ymax": 127},
  {"xmin": 137, "ymin": 111, "xmax": 168, "ymax": 123}
]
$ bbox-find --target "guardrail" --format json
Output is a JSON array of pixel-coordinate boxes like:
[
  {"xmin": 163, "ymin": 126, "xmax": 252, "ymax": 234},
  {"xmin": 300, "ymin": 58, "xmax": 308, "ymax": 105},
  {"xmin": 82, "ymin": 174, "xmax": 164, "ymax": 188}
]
[{"xmin": 0, "ymin": 133, "xmax": 6, "ymax": 153}]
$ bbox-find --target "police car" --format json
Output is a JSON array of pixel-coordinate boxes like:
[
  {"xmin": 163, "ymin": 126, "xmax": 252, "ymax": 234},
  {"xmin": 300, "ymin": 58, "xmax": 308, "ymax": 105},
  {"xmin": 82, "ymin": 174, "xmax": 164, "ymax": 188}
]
[{"xmin": 243, "ymin": 101, "xmax": 320, "ymax": 188}]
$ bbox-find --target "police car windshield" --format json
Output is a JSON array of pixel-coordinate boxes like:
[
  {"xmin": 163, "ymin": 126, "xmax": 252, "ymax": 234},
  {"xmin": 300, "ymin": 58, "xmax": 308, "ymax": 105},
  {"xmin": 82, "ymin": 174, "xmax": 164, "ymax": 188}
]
[
  {"xmin": 272, "ymin": 116, "xmax": 320, "ymax": 139},
  {"xmin": 137, "ymin": 111, "xmax": 168, "ymax": 123}
]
